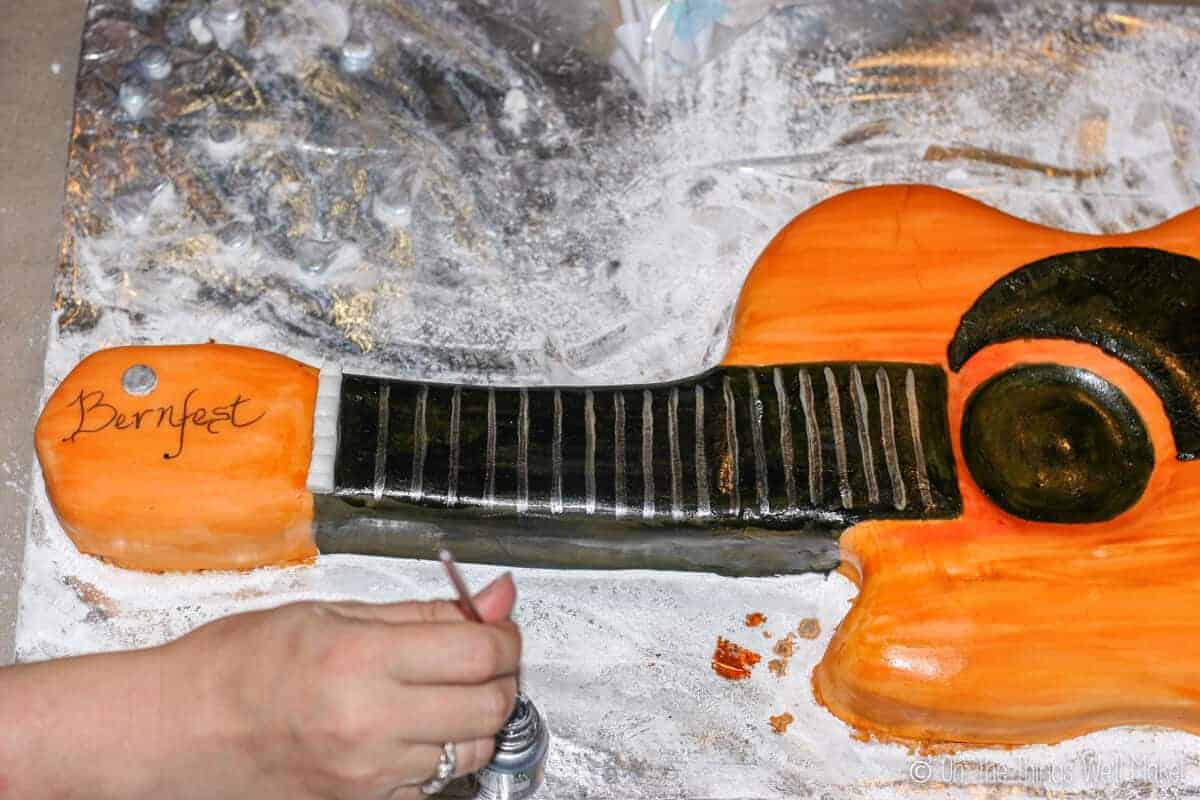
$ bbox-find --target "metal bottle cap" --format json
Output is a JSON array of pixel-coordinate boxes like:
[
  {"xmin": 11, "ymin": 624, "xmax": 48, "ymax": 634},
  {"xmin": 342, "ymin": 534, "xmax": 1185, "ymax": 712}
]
[
  {"xmin": 208, "ymin": 119, "xmax": 240, "ymax": 144},
  {"xmin": 137, "ymin": 46, "xmax": 172, "ymax": 81},
  {"xmin": 373, "ymin": 182, "xmax": 413, "ymax": 228},
  {"xmin": 205, "ymin": 0, "xmax": 243, "ymax": 25},
  {"xmin": 112, "ymin": 192, "xmax": 150, "ymax": 229},
  {"xmin": 340, "ymin": 37, "xmax": 375, "ymax": 75},
  {"xmin": 218, "ymin": 221, "xmax": 253, "ymax": 250},
  {"xmin": 118, "ymin": 80, "xmax": 150, "ymax": 119},
  {"xmin": 204, "ymin": 0, "xmax": 245, "ymax": 48},
  {"xmin": 122, "ymin": 364, "xmax": 158, "ymax": 396}
]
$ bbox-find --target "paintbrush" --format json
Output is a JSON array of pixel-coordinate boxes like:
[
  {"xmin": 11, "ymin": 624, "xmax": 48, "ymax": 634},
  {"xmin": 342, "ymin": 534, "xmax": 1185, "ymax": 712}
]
[{"xmin": 439, "ymin": 548, "xmax": 484, "ymax": 624}]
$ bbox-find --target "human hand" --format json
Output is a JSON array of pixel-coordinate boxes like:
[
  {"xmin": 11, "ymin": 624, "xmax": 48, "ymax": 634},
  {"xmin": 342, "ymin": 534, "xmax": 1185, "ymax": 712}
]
[{"xmin": 161, "ymin": 572, "xmax": 521, "ymax": 800}]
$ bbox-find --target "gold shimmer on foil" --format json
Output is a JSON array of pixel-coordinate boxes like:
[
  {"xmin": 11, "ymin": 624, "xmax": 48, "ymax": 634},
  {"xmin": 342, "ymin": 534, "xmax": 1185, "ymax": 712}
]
[
  {"xmin": 851, "ymin": 48, "xmax": 989, "ymax": 71},
  {"xmin": 1078, "ymin": 112, "xmax": 1110, "ymax": 164},
  {"xmin": 327, "ymin": 197, "xmax": 355, "ymax": 226},
  {"xmin": 373, "ymin": 0, "xmax": 505, "ymax": 88},
  {"xmin": 922, "ymin": 144, "xmax": 1108, "ymax": 179},
  {"xmin": 219, "ymin": 52, "xmax": 265, "ymax": 111},
  {"xmin": 306, "ymin": 64, "xmax": 364, "ymax": 117},
  {"xmin": 385, "ymin": 231, "xmax": 413, "ymax": 268},
  {"xmin": 1097, "ymin": 13, "xmax": 1150, "ymax": 35},
  {"xmin": 331, "ymin": 290, "xmax": 376, "ymax": 352},
  {"xmin": 283, "ymin": 181, "xmax": 316, "ymax": 240},
  {"xmin": 843, "ymin": 92, "xmax": 916, "ymax": 104},
  {"xmin": 352, "ymin": 169, "xmax": 370, "ymax": 202}
]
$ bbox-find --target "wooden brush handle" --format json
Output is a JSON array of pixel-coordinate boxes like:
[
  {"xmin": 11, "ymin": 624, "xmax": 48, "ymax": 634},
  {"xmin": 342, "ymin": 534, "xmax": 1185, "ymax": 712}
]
[{"xmin": 34, "ymin": 343, "xmax": 319, "ymax": 571}]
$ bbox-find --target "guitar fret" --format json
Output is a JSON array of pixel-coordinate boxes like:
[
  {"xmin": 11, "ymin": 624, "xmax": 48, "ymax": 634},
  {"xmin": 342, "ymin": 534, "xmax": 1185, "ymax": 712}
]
[
  {"xmin": 722, "ymin": 375, "xmax": 740, "ymax": 516},
  {"xmin": 906, "ymin": 369, "xmax": 935, "ymax": 510},
  {"xmin": 552, "ymin": 389, "xmax": 564, "ymax": 514},
  {"xmin": 747, "ymin": 369, "xmax": 770, "ymax": 516},
  {"xmin": 485, "ymin": 388, "xmax": 497, "ymax": 507},
  {"xmin": 372, "ymin": 382, "xmax": 390, "ymax": 501},
  {"xmin": 614, "ymin": 392, "xmax": 627, "ymax": 517},
  {"xmin": 774, "ymin": 367, "xmax": 797, "ymax": 511},
  {"xmin": 850, "ymin": 366, "xmax": 880, "ymax": 505},
  {"xmin": 668, "ymin": 387, "xmax": 683, "ymax": 520},
  {"xmin": 824, "ymin": 367, "xmax": 852, "ymax": 510},
  {"xmin": 517, "ymin": 389, "xmax": 530, "ymax": 513},
  {"xmin": 641, "ymin": 390, "xmax": 655, "ymax": 520},
  {"xmin": 410, "ymin": 385, "xmax": 428, "ymax": 501},
  {"xmin": 447, "ymin": 387, "xmax": 461, "ymax": 507},
  {"xmin": 694, "ymin": 384, "xmax": 711, "ymax": 516},
  {"xmin": 799, "ymin": 369, "xmax": 823, "ymax": 506},
  {"xmin": 876, "ymin": 369, "xmax": 907, "ymax": 511},
  {"xmin": 585, "ymin": 390, "xmax": 597, "ymax": 514}
]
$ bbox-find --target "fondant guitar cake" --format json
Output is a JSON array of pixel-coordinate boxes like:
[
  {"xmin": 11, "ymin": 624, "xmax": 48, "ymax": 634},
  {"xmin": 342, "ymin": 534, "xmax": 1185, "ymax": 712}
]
[
  {"xmin": 34, "ymin": 185, "xmax": 1200, "ymax": 575},
  {"xmin": 32, "ymin": 184, "xmax": 1200, "ymax": 749}
]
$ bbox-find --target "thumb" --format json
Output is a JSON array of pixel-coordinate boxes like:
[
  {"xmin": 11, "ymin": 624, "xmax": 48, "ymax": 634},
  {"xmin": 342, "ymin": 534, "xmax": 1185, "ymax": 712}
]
[{"xmin": 473, "ymin": 572, "xmax": 516, "ymax": 622}]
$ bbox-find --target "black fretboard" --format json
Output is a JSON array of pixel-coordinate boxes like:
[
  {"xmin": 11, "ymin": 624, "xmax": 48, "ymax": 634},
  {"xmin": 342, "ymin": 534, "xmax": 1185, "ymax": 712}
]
[{"xmin": 327, "ymin": 362, "xmax": 961, "ymax": 529}]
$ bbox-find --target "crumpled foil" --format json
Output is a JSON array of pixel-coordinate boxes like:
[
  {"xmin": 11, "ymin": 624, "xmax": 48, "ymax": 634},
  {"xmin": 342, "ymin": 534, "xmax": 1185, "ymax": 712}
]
[{"xmin": 22, "ymin": 1, "xmax": 1200, "ymax": 797}]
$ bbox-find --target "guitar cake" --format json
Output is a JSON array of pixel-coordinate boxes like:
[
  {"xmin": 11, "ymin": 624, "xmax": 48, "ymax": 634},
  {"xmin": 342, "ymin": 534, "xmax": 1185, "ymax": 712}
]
[{"xmin": 33, "ymin": 184, "xmax": 1200, "ymax": 748}]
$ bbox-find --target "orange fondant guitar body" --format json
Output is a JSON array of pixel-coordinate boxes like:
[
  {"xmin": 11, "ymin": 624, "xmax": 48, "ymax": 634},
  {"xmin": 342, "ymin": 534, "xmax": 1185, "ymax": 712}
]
[{"xmin": 34, "ymin": 185, "xmax": 1200, "ymax": 748}]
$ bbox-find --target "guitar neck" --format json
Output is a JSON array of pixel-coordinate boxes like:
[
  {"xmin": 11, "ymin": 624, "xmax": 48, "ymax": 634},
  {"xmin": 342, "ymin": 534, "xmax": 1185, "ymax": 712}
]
[{"xmin": 311, "ymin": 362, "xmax": 962, "ymax": 527}]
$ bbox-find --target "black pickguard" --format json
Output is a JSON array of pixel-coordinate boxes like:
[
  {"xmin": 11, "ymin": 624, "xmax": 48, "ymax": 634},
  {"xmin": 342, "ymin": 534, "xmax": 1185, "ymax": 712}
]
[{"xmin": 948, "ymin": 247, "xmax": 1200, "ymax": 461}]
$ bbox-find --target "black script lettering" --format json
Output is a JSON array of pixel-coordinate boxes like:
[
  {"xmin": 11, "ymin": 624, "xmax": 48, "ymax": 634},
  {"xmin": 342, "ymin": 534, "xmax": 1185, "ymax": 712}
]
[
  {"xmin": 60, "ymin": 387, "xmax": 268, "ymax": 459},
  {"xmin": 162, "ymin": 388, "xmax": 199, "ymax": 460},
  {"xmin": 228, "ymin": 395, "xmax": 266, "ymax": 428},
  {"xmin": 62, "ymin": 390, "xmax": 119, "ymax": 443}
]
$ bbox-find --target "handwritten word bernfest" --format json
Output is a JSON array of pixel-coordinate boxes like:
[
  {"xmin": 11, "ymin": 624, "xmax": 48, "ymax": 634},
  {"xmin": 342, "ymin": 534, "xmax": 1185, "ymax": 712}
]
[{"xmin": 61, "ymin": 388, "xmax": 266, "ymax": 460}]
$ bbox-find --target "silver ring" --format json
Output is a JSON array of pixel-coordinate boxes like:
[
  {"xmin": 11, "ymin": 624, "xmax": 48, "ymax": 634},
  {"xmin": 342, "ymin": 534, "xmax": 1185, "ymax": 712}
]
[{"xmin": 420, "ymin": 741, "xmax": 457, "ymax": 795}]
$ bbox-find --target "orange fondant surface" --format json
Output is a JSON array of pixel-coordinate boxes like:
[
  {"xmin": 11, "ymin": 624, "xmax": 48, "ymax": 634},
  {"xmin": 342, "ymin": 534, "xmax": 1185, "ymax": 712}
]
[
  {"xmin": 721, "ymin": 185, "xmax": 1200, "ymax": 748},
  {"xmin": 723, "ymin": 185, "xmax": 1200, "ymax": 369},
  {"xmin": 814, "ymin": 341, "xmax": 1200, "ymax": 747},
  {"xmin": 35, "ymin": 343, "xmax": 318, "ymax": 571}
]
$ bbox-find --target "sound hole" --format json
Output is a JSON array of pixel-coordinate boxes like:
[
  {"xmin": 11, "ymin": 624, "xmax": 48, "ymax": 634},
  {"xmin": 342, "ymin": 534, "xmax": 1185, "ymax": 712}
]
[{"xmin": 962, "ymin": 364, "xmax": 1154, "ymax": 523}]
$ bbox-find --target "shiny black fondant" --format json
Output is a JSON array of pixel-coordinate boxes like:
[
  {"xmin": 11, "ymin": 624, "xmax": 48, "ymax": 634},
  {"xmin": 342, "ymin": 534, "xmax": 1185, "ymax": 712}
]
[
  {"xmin": 961, "ymin": 364, "xmax": 1155, "ymax": 523},
  {"xmin": 948, "ymin": 247, "xmax": 1200, "ymax": 461},
  {"xmin": 319, "ymin": 362, "xmax": 961, "ymax": 575}
]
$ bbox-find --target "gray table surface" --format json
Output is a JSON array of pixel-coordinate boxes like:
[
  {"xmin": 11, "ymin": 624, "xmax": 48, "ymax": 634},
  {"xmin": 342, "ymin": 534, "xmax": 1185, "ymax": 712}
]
[{"xmin": 0, "ymin": 0, "xmax": 85, "ymax": 665}]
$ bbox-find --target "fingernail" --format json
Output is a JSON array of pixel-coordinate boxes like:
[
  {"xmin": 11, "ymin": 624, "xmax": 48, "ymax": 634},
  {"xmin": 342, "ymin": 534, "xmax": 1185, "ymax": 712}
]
[{"xmin": 473, "ymin": 571, "xmax": 513, "ymax": 600}]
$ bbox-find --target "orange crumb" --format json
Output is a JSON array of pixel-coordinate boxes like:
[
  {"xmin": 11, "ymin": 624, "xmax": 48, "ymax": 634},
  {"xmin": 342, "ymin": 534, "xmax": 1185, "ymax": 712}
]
[
  {"xmin": 768, "ymin": 658, "xmax": 788, "ymax": 677},
  {"xmin": 745, "ymin": 612, "xmax": 767, "ymax": 627},
  {"xmin": 712, "ymin": 637, "xmax": 762, "ymax": 680},
  {"xmin": 797, "ymin": 618, "xmax": 821, "ymax": 639},
  {"xmin": 774, "ymin": 635, "xmax": 796, "ymax": 658},
  {"xmin": 763, "ymin": 630, "xmax": 773, "ymax": 639},
  {"xmin": 769, "ymin": 712, "xmax": 795, "ymax": 734}
]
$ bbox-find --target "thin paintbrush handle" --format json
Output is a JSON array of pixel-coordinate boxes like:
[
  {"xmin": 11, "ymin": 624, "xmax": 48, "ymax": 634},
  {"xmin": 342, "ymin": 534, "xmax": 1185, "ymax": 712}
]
[{"xmin": 439, "ymin": 549, "xmax": 484, "ymax": 623}]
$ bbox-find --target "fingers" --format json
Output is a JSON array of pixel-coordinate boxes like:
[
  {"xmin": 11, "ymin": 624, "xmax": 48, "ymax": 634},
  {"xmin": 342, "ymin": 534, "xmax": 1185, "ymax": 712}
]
[
  {"xmin": 320, "ymin": 598, "xmax": 466, "ymax": 625},
  {"xmin": 452, "ymin": 736, "xmax": 498, "ymax": 776},
  {"xmin": 403, "ymin": 737, "xmax": 497, "ymax": 780},
  {"xmin": 385, "ymin": 621, "xmax": 521, "ymax": 685},
  {"xmin": 322, "ymin": 572, "xmax": 516, "ymax": 625},
  {"xmin": 397, "ymin": 676, "xmax": 519, "ymax": 743},
  {"xmin": 380, "ymin": 737, "xmax": 497, "ymax": 800}
]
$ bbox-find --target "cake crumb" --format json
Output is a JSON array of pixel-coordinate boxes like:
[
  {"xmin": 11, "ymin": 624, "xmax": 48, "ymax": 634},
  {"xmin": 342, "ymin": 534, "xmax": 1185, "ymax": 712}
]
[
  {"xmin": 745, "ymin": 612, "xmax": 767, "ymax": 627},
  {"xmin": 773, "ymin": 635, "xmax": 796, "ymax": 658},
  {"xmin": 797, "ymin": 618, "xmax": 821, "ymax": 639},
  {"xmin": 712, "ymin": 637, "xmax": 762, "ymax": 680},
  {"xmin": 769, "ymin": 712, "xmax": 795, "ymax": 734},
  {"xmin": 768, "ymin": 658, "xmax": 788, "ymax": 677},
  {"xmin": 763, "ymin": 630, "xmax": 772, "ymax": 639}
]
